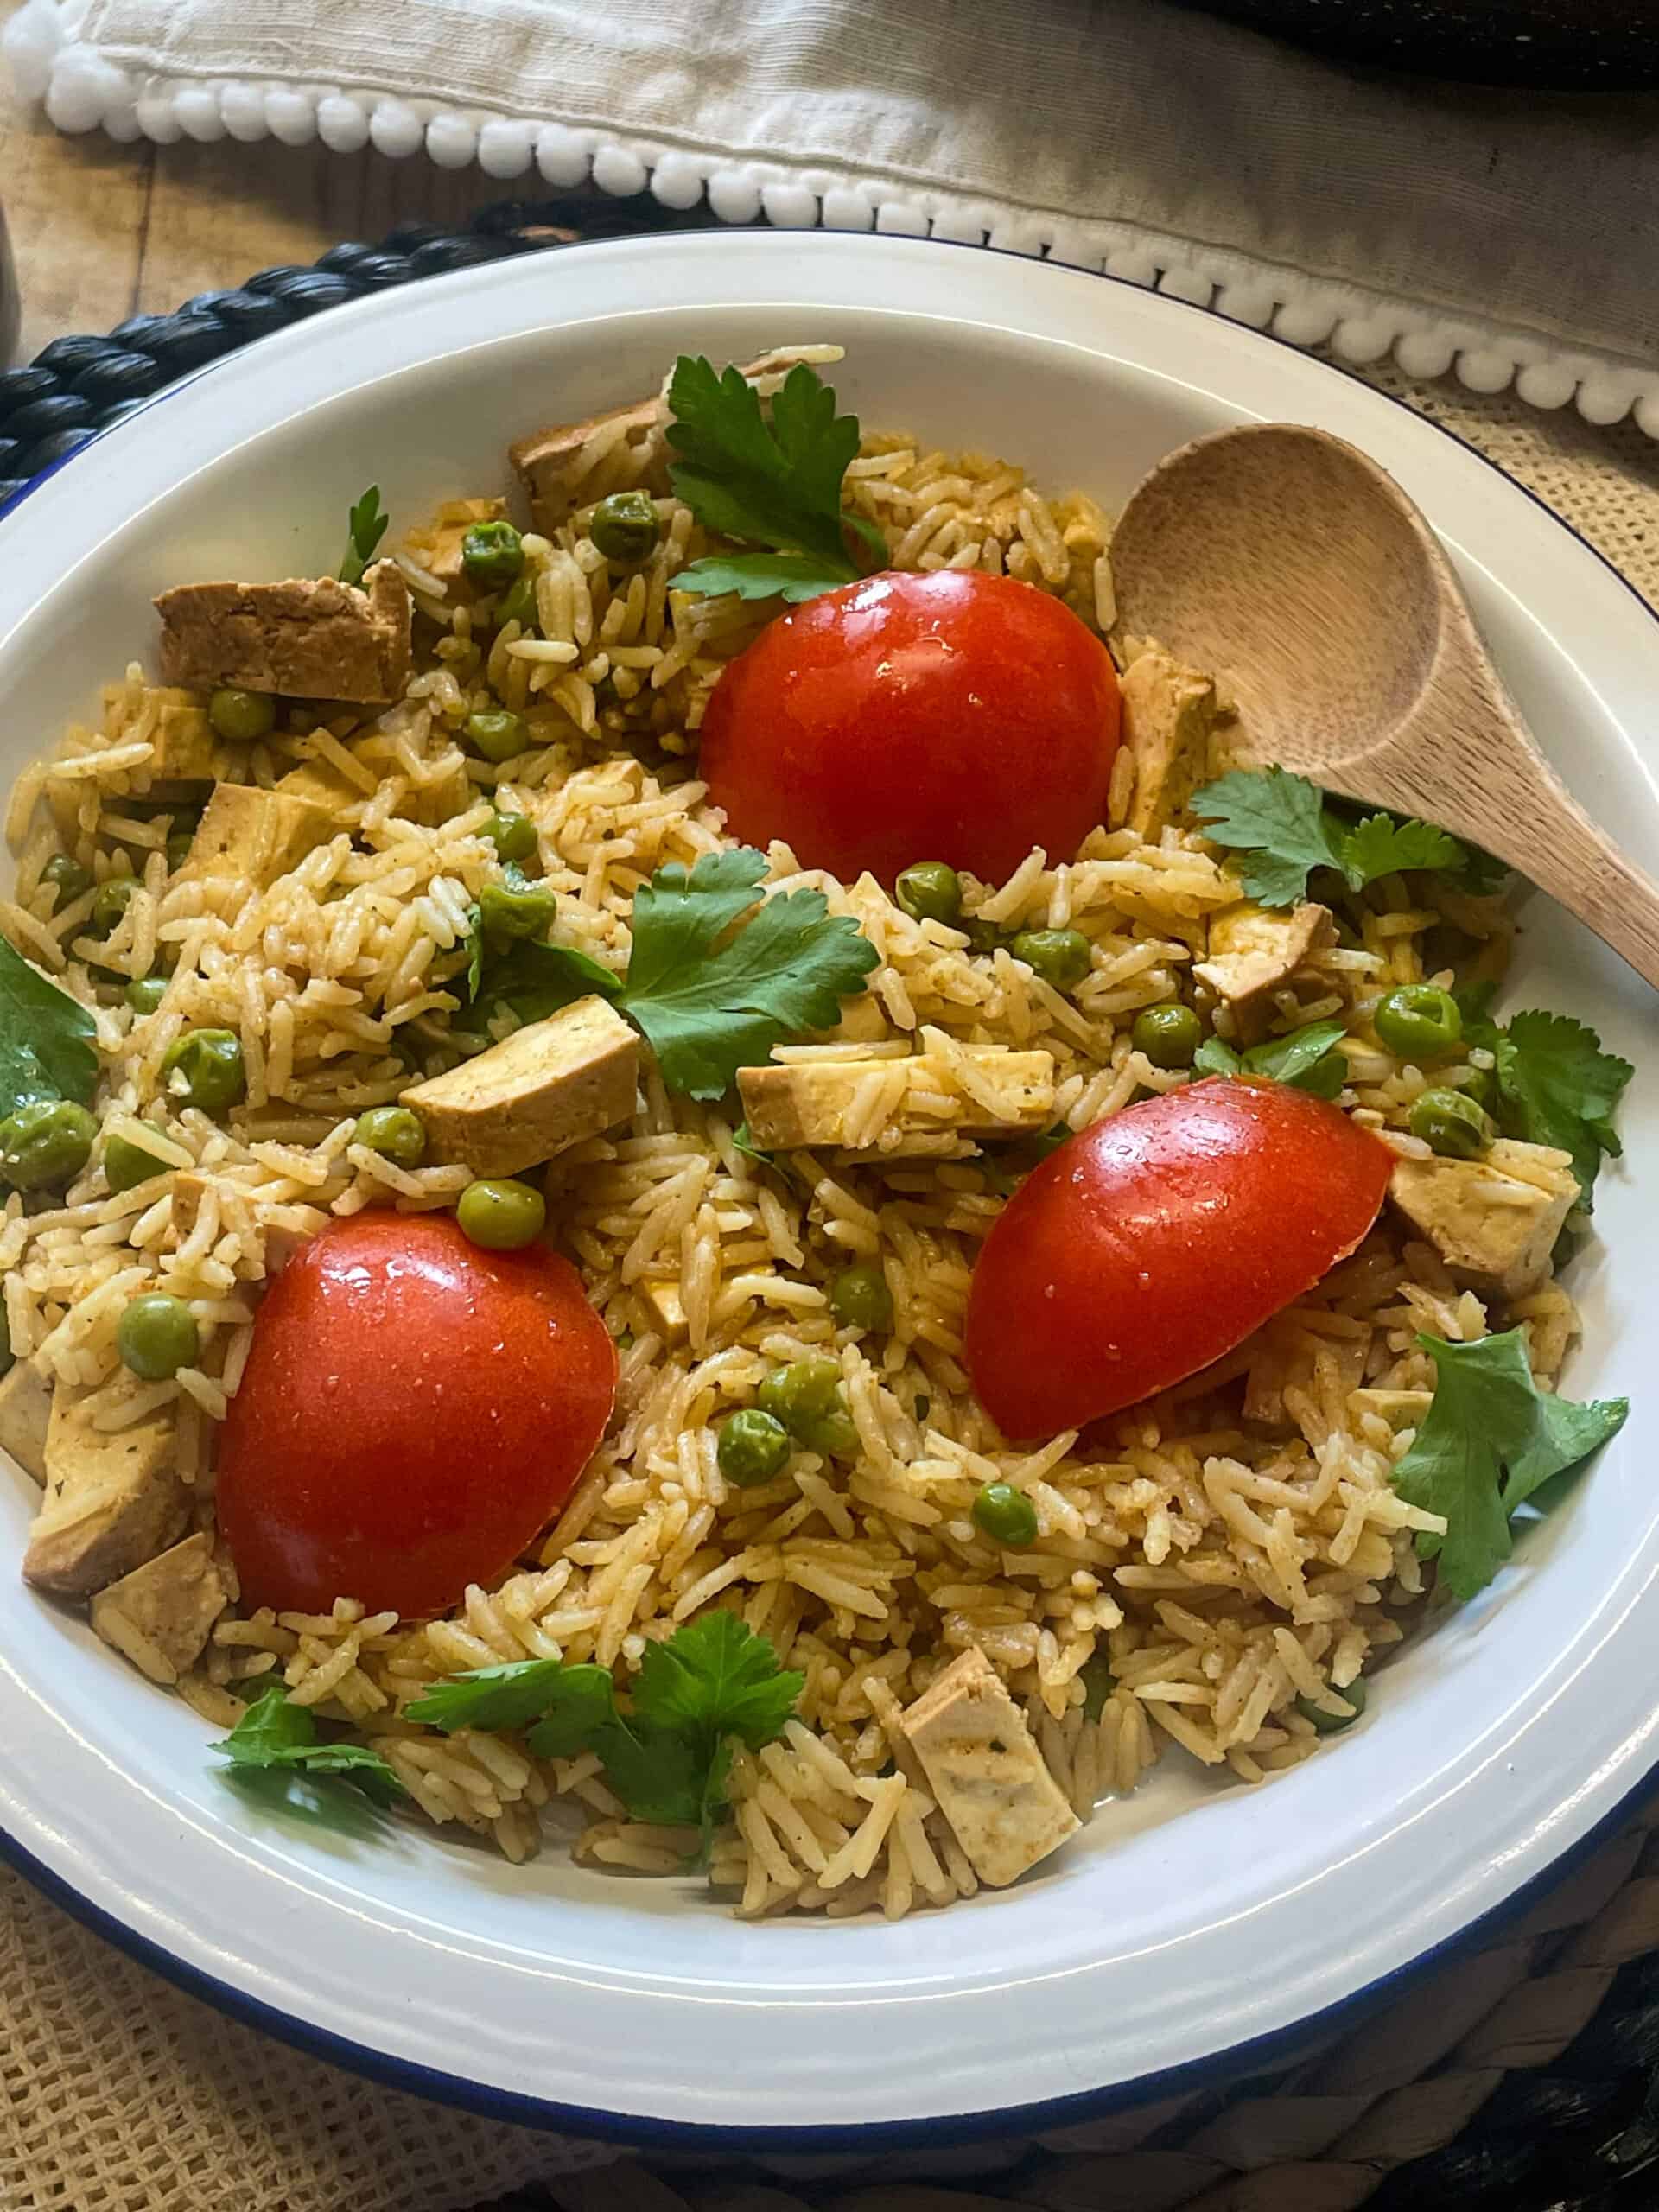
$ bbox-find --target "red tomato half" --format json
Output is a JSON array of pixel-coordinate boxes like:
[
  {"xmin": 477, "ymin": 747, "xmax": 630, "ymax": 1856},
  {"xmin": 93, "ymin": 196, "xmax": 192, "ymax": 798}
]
[
  {"xmin": 699, "ymin": 569, "xmax": 1121, "ymax": 885},
  {"xmin": 218, "ymin": 1214, "xmax": 616, "ymax": 1617},
  {"xmin": 964, "ymin": 1080, "xmax": 1391, "ymax": 1440}
]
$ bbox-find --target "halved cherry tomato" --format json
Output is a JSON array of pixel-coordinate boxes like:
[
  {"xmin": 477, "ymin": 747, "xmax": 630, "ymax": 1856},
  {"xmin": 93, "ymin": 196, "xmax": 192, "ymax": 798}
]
[
  {"xmin": 963, "ymin": 1080, "xmax": 1391, "ymax": 1439},
  {"xmin": 217, "ymin": 1213, "xmax": 616, "ymax": 1617},
  {"xmin": 698, "ymin": 569, "xmax": 1121, "ymax": 885}
]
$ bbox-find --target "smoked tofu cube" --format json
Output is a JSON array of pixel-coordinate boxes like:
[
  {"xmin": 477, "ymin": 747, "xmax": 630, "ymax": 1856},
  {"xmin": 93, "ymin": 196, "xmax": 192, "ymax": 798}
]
[
  {"xmin": 1195, "ymin": 899, "xmax": 1335, "ymax": 1042},
  {"xmin": 146, "ymin": 696, "xmax": 219, "ymax": 784},
  {"xmin": 0, "ymin": 1362, "xmax": 54, "ymax": 1484},
  {"xmin": 273, "ymin": 758, "xmax": 371, "ymax": 811},
  {"xmin": 23, "ymin": 1396, "xmax": 187, "ymax": 1599},
  {"xmin": 1116, "ymin": 643, "xmax": 1223, "ymax": 837},
  {"xmin": 738, "ymin": 1042, "xmax": 1055, "ymax": 1154},
  {"xmin": 177, "ymin": 783, "xmax": 335, "ymax": 888},
  {"xmin": 637, "ymin": 1280, "xmax": 689, "ymax": 1347},
  {"xmin": 1388, "ymin": 1139, "xmax": 1580, "ymax": 1300},
  {"xmin": 899, "ymin": 1648, "xmax": 1080, "ymax": 1888},
  {"xmin": 90, "ymin": 1531, "xmax": 228, "ymax": 1685},
  {"xmin": 404, "ymin": 995, "xmax": 639, "ymax": 1177},
  {"xmin": 153, "ymin": 560, "xmax": 412, "ymax": 705},
  {"xmin": 509, "ymin": 347, "xmax": 824, "ymax": 536}
]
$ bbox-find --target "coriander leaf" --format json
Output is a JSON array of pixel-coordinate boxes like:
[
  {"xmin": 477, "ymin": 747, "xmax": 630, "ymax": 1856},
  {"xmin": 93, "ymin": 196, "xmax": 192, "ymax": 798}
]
[
  {"xmin": 1079, "ymin": 1653, "xmax": 1116, "ymax": 1723},
  {"xmin": 632, "ymin": 1610, "xmax": 804, "ymax": 1752},
  {"xmin": 620, "ymin": 847, "xmax": 877, "ymax": 1101},
  {"xmin": 475, "ymin": 938, "xmax": 622, "ymax": 1027},
  {"xmin": 1340, "ymin": 812, "xmax": 1464, "ymax": 884},
  {"xmin": 671, "ymin": 551, "xmax": 856, "ymax": 605},
  {"xmin": 731, "ymin": 1119, "xmax": 805, "ymax": 1189},
  {"xmin": 1191, "ymin": 768, "xmax": 1344, "ymax": 906},
  {"xmin": 1391, "ymin": 1330, "xmax": 1628, "ymax": 1600},
  {"xmin": 515, "ymin": 1666, "xmax": 624, "ymax": 1758},
  {"xmin": 1244, "ymin": 1019, "xmax": 1349, "ymax": 1097},
  {"xmin": 404, "ymin": 1658, "xmax": 571, "ymax": 1735},
  {"xmin": 213, "ymin": 1687, "xmax": 405, "ymax": 1807},
  {"xmin": 1194, "ymin": 1035, "xmax": 1243, "ymax": 1078},
  {"xmin": 1492, "ymin": 1010, "xmax": 1633, "ymax": 1211},
  {"xmin": 665, "ymin": 356, "xmax": 863, "ymax": 586},
  {"xmin": 339, "ymin": 484, "xmax": 389, "ymax": 588},
  {"xmin": 1454, "ymin": 843, "xmax": 1512, "ymax": 898},
  {"xmin": 0, "ymin": 935, "xmax": 98, "ymax": 1122},
  {"xmin": 587, "ymin": 1718, "xmax": 709, "ymax": 1829}
]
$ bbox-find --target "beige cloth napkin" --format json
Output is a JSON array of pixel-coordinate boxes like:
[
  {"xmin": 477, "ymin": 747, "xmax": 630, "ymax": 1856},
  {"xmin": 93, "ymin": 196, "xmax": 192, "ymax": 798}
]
[
  {"xmin": 6, "ymin": 0, "xmax": 1659, "ymax": 434},
  {"xmin": 3, "ymin": 361, "xmax": 1656, "ymax": 2212}
]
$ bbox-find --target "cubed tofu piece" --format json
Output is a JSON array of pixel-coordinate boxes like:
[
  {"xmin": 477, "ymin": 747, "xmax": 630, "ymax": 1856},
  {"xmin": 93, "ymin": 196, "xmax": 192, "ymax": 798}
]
[
  {"xmin": 738, "ymin": 1046, "xmax": 1055, "ymax": 1154},
  {"xmin": 637, "ymin": 1280, "xmax": 689, "ymax": 1347},
  {"xmin": 176, "ymin": 783, "xmax": 335, "ymax": 889},
  {"xmin": 23, "ymin": 1396, "xmax": 187, "ymax": 1599},
  {"xmin": 147, "ymin": 696, "xmax": 219, "ymax": 784},
  {"xmin": 509, "ymin": 347, "xmax": 824, "ymax": 536},
  {"xmin": 1388, "ymin": 1138, "xmax": 1580, "ymax": 1300},
  {"xmin": 0, "ymin": 1362, "xmax": 54, "ymax": 1484},
  {"xmin": 395, "ymin": 749, "xmax": 474, "ymax": 829},
  {"xmin": 273, "ymin": 757, "xmax": 372, "ymax": 811},
  {"xmin": 899, "ymin": 1648, "xmax": 1080, "ymax": 1888},
  {"xmin": 1115, "ymin": 642, "xmax": 1224, "ymax": 837},
  {"xmin": 406, "ymin": 498, "xmax": 508, "ymax": 600},
  {"xmin": 404, "ymin": 995, "xmax": 639, "ymax": 1178},
  {"xmin": 153, "ymin": 559, "xmax": 412, "ymax": 705},
  {"xmin": 1195, "ymin": 899, "xmax": 1335, "ymax": 1042},
  {"xmin": 90, "ymin": 1531, "xmax": 228, "ymax": 1685}
]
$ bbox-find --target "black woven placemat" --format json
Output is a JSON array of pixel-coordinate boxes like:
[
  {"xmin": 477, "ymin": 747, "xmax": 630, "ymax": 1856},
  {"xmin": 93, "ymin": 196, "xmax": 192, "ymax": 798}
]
[{"xmin": 6, "ymin": 194, "xmax": 1659, "ymax": 2210}]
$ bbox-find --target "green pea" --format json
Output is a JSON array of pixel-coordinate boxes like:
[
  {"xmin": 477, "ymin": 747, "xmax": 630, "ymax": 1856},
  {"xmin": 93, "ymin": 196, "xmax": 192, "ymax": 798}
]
[
  {"xmin": 465, "ymin": 709, "xmax": 528, "ymax": 764},
  {"xmin": 477, "ymin": 869, "xmax": 557, "ymax": 941},
  {"xmin": 1295, "ymin": 1679, "xmax": 1368, "ymax": 1734},
  {"xmin": 0, "ymin": 1100, "xmax": 97, "ymax": 1192},
  {"xmin": 166, "ymin": 830, "xmax": 195, "ymax": 874},
  {"xmin": 161, "ymin": 1029, "xmax": 246, "ymax": 1116},
  {"xmin": 1010, "ymin": 929, "xmax": 1090, "ymax": 991},
  {"xmin": 41, "ymin": 854, "xmax": 92, "ymax": 910},
  {"xmin": 830, "ymin": 1263, "xmax": 893, "ymax": 1334},
  {"xmin": 495, "ymin": 573, "xmax": 538, "ymax": 631},
  {"xmin": 353, "ymin": 1106, "xmax": 427, "ymax": 1168},
  {"xmin": 461, "ymin": 520, "xmax": 525, "ymax": 588},
  {"xmin": 208, "ymin": 688, "xmax": 277, "ymax": 742},
  {"xmin": 1373, "ymin": 983, "xmax": 1462, "ymax": 1064},
  {"xmin": 126, "ymin": 976, "xmax": 168, "ymax": 1016},
  {"xmin": 972, "ymin": 1480, "xmax": 1039, "ymax": 1548},
  {"xmin": 1131, "ymin": 1002, "xmax": 1203, "ymax": 1071},
  {"xmin": 717, "ymin": 1408, "xmax": 791, "ymax": 1488},
  {"xmin": 1408, "ymin": 1085, "xmax": 1491, "ymax": 1160},
  {"xmin": 482, "ymin": 810, "xmax": 540, "ymax": 869},
  {"xmin": 104, "ymin": 1131, "xmax": 170, "ymax": 1193},
  {"xmin": 589, "ymin": 491, "xmax": 661, "ymax": 566},
  {"xmin": 894, "ymin": 861, "xmax": 962, "ymax": 926},
  {"xmin": 757, "ymin": 1356, "xmax": 858, "ymax": 1460},
  {"xmin": 457, "ymin": 1176, "xmax": 545, "ymax": 1250},
  {"xmin": 89, "ymin": 874, "xmax": 138, "ymax": 939},
  {"xmin": 117, "ymin": 1292, "xmax": 200, "ymax": 1381}
]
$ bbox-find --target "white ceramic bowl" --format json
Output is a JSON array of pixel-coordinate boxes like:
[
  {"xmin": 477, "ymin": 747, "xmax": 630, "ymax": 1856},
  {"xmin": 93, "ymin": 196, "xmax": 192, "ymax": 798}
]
[{"xmin": 0, "ymin": 233, "xmax": 1652, "ymax": 2147}]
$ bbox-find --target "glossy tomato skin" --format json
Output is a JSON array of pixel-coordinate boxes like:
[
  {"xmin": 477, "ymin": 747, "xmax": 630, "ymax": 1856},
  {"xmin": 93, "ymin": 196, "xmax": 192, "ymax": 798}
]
[
  {"xmin": 217, "ymin": 1213, "xmax": 616, "ymax": 1617},
  {"xmin": 963, "ymin": 1079, "xmax": 1391, "ymax": 1439},
  {"xmin": 699, "ymin": 569, "xmax": 1121, "ymax": 885}
]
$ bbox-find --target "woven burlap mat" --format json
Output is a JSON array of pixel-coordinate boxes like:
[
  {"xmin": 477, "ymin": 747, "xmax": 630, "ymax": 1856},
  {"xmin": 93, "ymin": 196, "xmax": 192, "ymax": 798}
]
[{"xmin": 4, "ymin": 363, "xmax": 1658, "ymax": 2212}]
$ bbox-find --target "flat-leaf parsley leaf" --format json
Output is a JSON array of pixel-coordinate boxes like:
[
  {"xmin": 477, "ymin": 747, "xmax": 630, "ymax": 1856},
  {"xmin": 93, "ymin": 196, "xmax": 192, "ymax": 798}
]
[
  {"xmin": 1390, "ymin": 1329, "xmax": 1628, "ymax": 1600},
  {"xmin": 0, "ymin": 935, "xmax": 98, "ymax": 1122},
  {"xmin": 338, "ymin": 485, "xmax": 389, "ymax": 588},
  {"xmin": 1454, "ymin": 988, "xmax": 1631, "ymax": 1209},
  {"xmin": 1195, "ymin": 1016, "xmax": 1348, "ymax": 1098},
  {"xmin": 1192, "ymin": 768, "xmax": 1487, "ymax": 908},
  {"xmin": 213, "ymin": 1686, "xmax": 405, "ymax": 1807}
]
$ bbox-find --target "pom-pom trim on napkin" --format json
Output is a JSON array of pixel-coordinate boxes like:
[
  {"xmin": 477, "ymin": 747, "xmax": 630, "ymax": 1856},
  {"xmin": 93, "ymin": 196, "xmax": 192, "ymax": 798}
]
[{"xmin": 6, "ymin": 0, "xmax": 1656, "ymax": 439}]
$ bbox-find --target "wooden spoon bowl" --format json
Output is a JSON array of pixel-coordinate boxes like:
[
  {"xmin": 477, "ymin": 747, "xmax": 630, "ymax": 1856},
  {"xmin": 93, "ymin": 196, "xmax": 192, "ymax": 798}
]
[{"xmin": 1109, "ymin": 423, "xmax": 1659, "ymax": 988}]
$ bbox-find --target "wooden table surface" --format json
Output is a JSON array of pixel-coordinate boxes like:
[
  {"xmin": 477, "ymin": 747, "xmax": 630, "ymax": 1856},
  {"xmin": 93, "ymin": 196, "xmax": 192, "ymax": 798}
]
[{"xmin": 1, "ymin": 19, "xmax": 520, "ymax": 363}]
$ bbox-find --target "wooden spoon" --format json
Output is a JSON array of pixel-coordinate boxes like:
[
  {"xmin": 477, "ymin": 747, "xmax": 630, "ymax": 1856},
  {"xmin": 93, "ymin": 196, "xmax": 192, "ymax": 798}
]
[{"xmin": 1108, "ymin": 422, "xmax": 1659, "ymax": 988}]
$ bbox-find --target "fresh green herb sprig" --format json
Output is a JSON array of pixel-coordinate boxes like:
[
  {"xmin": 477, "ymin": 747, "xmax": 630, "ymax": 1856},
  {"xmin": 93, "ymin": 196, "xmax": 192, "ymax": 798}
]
[
  {"xmin": 664, "ymin": 357, "xmax": 885, "ymax": 605},
  {"xmin": 1391, "ymin": 1329, "xmax": 1628, "ymax": 1599},
  {"xmin": 466, "ymin": 846, "xmax": 877, "ymax": 1102},
  {"xmin": 1191, "ymin": 767, "xmax": 1498, "ymax": 909},
  {"xmin": 1456, "ymin": 987, "xmax": 1632, "ymax": 1211},
  {"xmin": 213, "ymin": 1686, "xmax": 405, "ymax": 1806},
  {"xmin": 1194, "ymin": 1017, "xmax": 1349, "ymax": 1098},
  {"xmin": 406, "ymin": 1612, "xmax": 803, "ymax": 1858},
  {"xmin": 338, "ymin": 485, "xmax": 390, "ymax": 588},
  {"xmin": 0, "ymin": 935, "xmax": 98, "ymax": 1123}
]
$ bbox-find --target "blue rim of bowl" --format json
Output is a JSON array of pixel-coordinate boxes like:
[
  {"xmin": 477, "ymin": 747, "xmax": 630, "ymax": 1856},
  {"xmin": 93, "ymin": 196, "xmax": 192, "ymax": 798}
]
[{"xmin": 2, "ymin": 228, "xmax": 1656, "ymax": 2150}]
